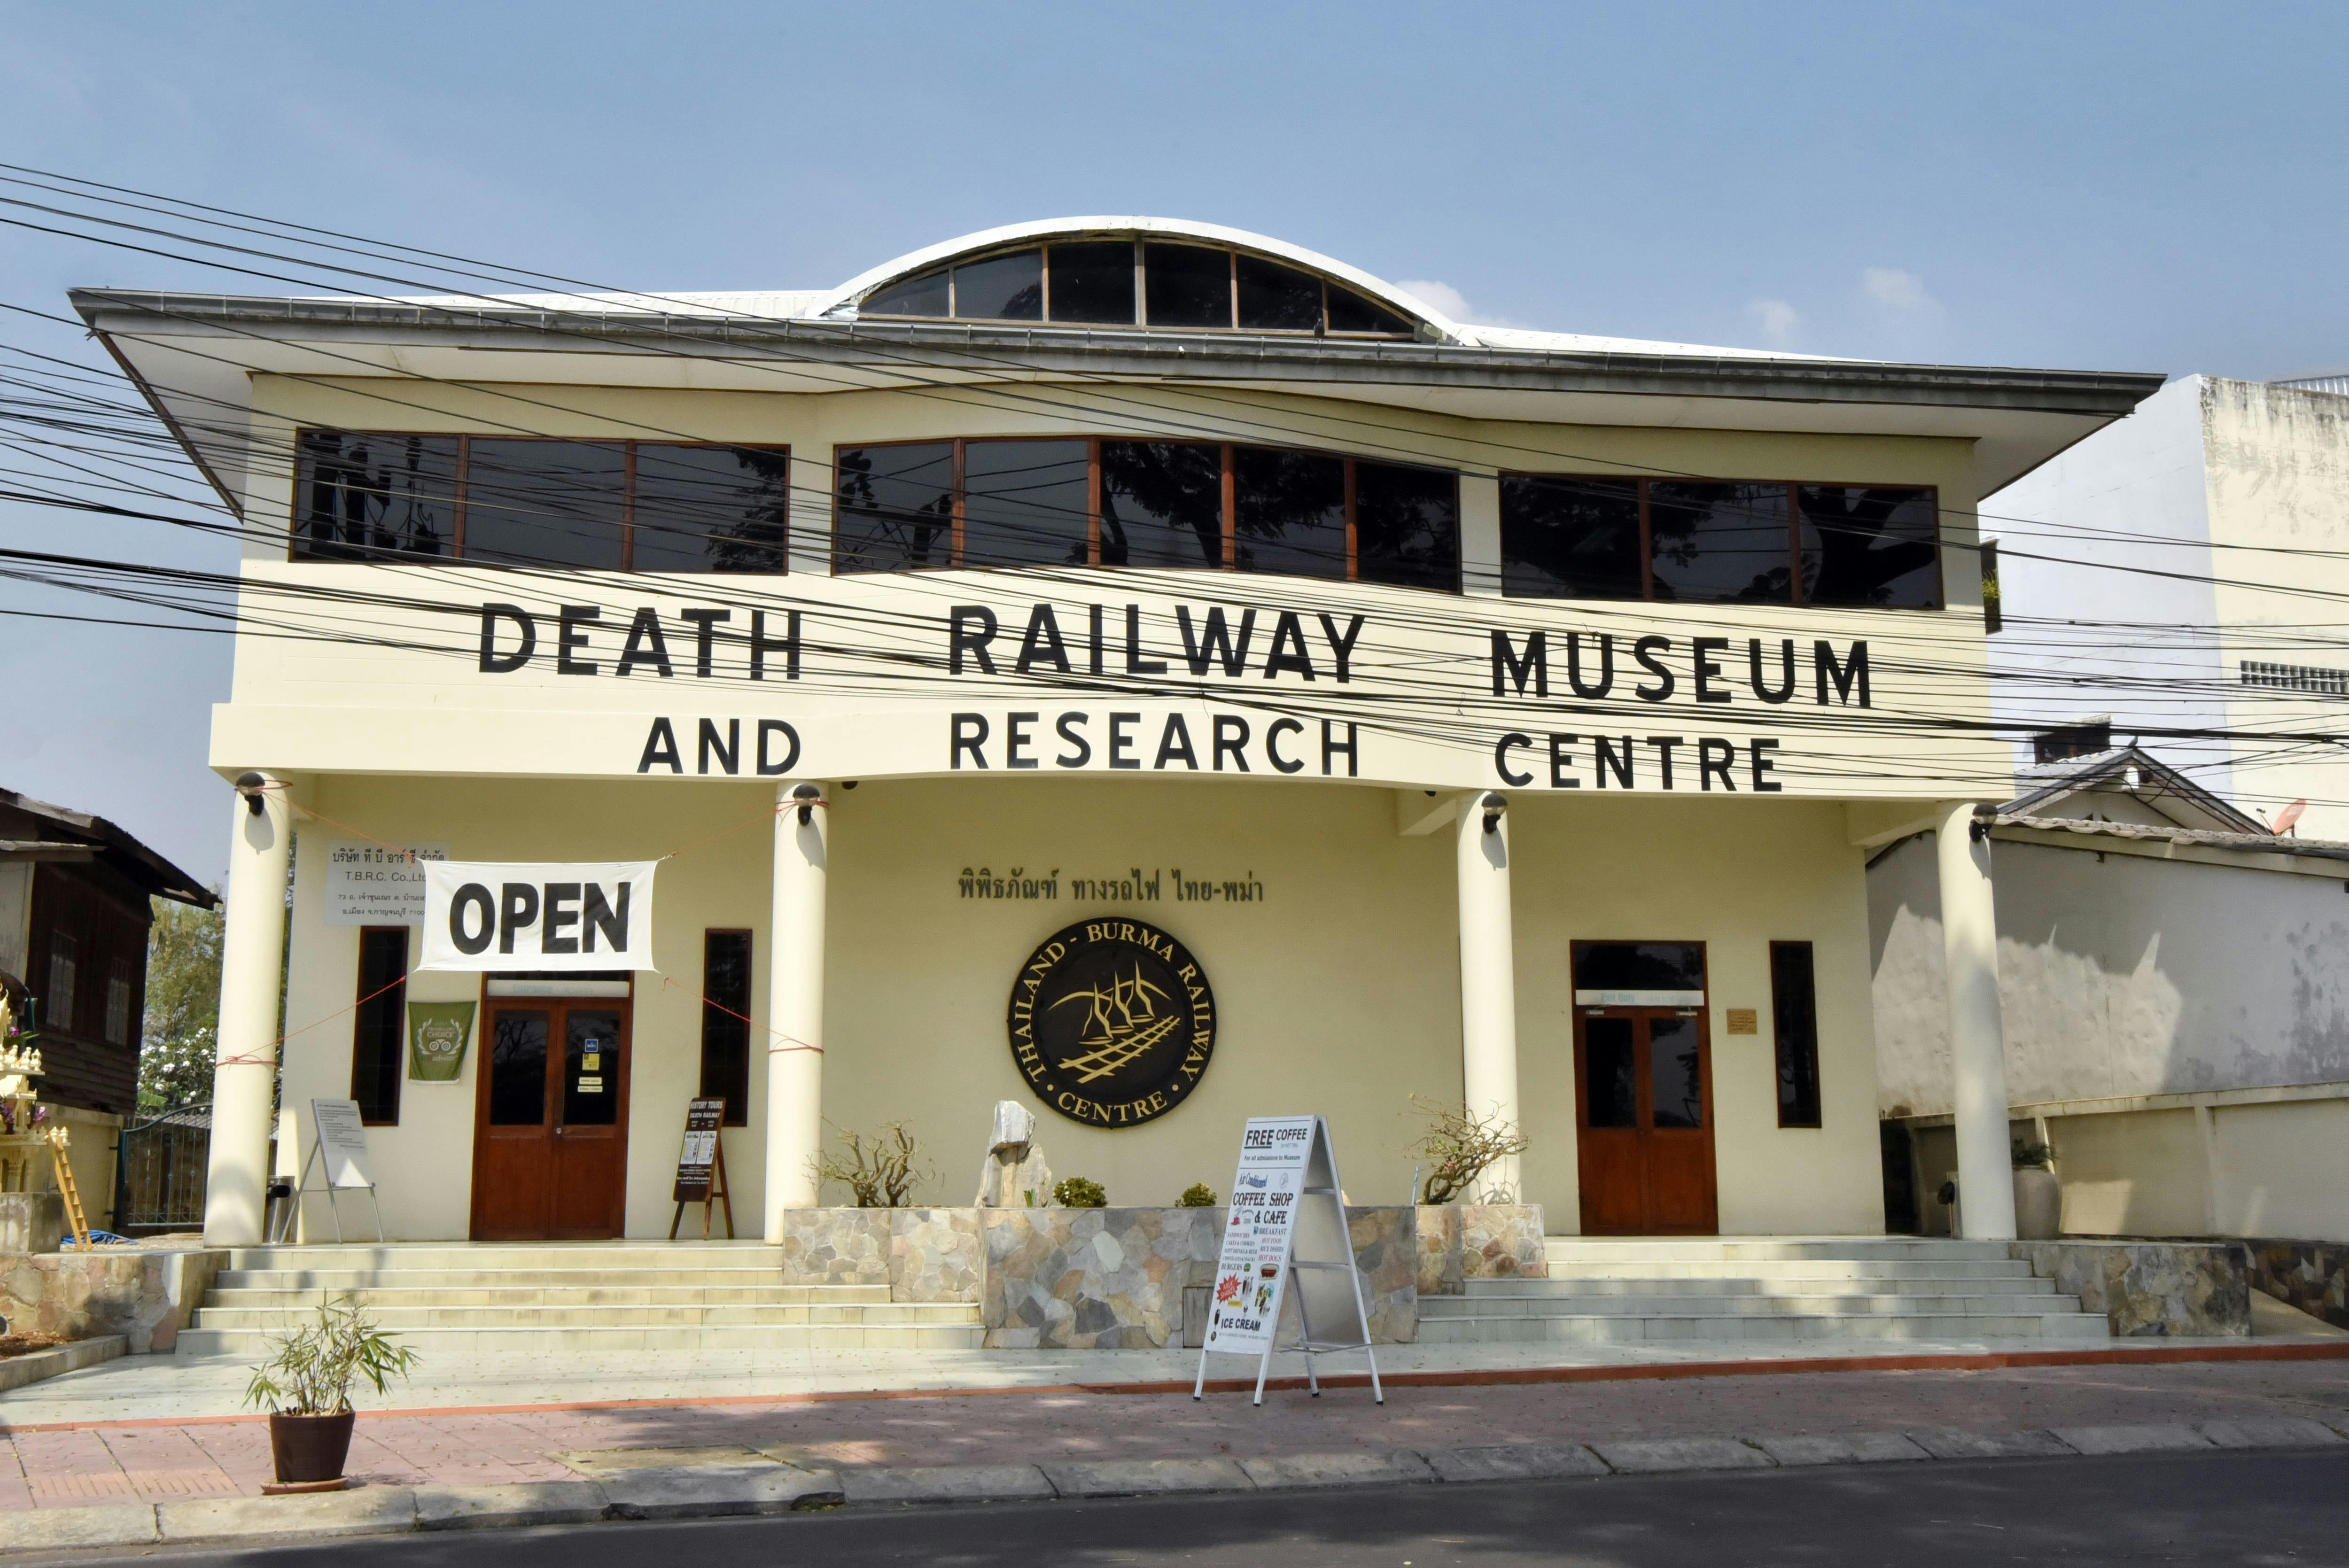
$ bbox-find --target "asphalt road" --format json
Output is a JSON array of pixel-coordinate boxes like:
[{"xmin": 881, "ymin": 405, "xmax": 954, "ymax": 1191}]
[{"xmin": 62, "ymin": 1449, "xmax": 2349, "ymax": 1567}]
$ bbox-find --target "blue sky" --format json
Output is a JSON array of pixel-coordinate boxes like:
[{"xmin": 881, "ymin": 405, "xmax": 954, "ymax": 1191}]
[{"xmin": 2, "ymin": 0, "xmax": 2344, "ymax": 881}]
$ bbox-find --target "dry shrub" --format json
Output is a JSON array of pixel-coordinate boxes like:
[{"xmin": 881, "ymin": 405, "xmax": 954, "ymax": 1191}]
[
  {"xmin": 812, "ymin": 1120, "xmax": 932, "ymax": 1207},
  {"xmin": 1409, "ymin": 1095, "xmax": 1530, "ymax": 1204}
]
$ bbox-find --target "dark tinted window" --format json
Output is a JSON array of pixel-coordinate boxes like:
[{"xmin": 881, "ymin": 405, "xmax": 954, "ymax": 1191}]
[
  {"xmin": 462, "ymin": 439, "xmax": 627, "ymax": 568},
  {"xmin": 1649, "ymin": 1016, "xmax": 1704, "ymax": 1129},
  {"xmin": 864, "ymin": 267, "xmax": 948, "ymax": 317},
  {"xmin": 631, "ymin": 445, "xmax": 789, "ymax": 573},
  {"xmin": 1771, "ymin": 940, "xmax": 1822, "ymax": 1129},
  {"xmin": 1234, "ymin": 446, "xmax": 1346, "ymax": 580},
  {"xmin": 1583, "ymin": 1017, "xmax": 1636, "ymax": 1129},
  {"xmin": 488, "ymin": 1011, "xmax": 549, "ymax": 1126},
  {"xmin": 1574, "ymin": 942, "xmax": 1707, "ymax": 997},
  {"xmin": 700, "ymin": 931, "xmax": 752, "ymax": 1127},
  {"xmin": 1101, "ymin": 442, "xmax": 1223, "ymax": 568},
  {"xmin": 1048, "ymin": 241, "xmax": 1136, "ymax": 324},
  {"xmin": 1798, "ymin": 486, "xmax": 1941, "ymax": 608},
  {"xmin": 1327, "ymin": 287, "xmax": 1411, "ymax": 335},
  {"xmin": 963, "ymin": 439, "xmax": 1091, "ymax": 567},
  {"xmin": 954, "ymin": 249, "xmax": 1043, "ymax": 320},
  {"xmin": 1236, "ymin": 255, "xmax": 1324, "ymax": 330},
  {"xmin": 1501, "ymin": 475, "xmax": 1643, "ymax": 599},
  {"xmin": 1144, "ymin": 244, "xmax": 1230, "ymax": 328},
  {"xmin": 350, "ymin": 928, "xmax": 408, "ymax": 1125},
  {"xmin": 1355, "ymin": 461, "xmax": 1458, "ymax": 591},
  {"xmin": 1649, "ymin": 481, "xmax": 1791, "ymax": 604},
  {"xmin": 834, "ymin": 443, "xmax": 954, "ymax": 573},
  {"xmin": 295, "ymin": 431, "xmax": 456, "ymax": 560}
]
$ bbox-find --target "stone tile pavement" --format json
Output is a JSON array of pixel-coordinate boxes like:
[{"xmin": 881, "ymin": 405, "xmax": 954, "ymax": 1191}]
[{"xmin": 1, "ymin": 1347, "xmax": 2347, "ymax": 1510}]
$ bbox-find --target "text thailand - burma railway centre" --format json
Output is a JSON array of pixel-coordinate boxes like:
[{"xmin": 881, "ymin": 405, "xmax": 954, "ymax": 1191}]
[{"xmin": 76, "ymin": 217, "xmax": 2162, "ymax": 1249}]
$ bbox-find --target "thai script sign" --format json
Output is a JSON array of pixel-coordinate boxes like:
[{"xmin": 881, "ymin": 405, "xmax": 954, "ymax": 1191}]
[{"xmin": 324, "ymin": 840, "xmax": 448, "ymax": 926}]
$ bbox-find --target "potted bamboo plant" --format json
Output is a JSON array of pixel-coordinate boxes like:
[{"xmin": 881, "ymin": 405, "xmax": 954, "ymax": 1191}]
[{"xmin": 243, "ymin": 1295, "xmax": 419, "ymax": 1491}]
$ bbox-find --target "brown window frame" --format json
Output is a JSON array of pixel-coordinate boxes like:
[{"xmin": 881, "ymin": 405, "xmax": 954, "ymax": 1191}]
[
  {"xmin": 1498, "ymin": 473, "xmax": 1945, "ymax": 611},
  {"xmin": 350, "ymin": 925, "xmax": 411, "ymax": 1127},
  {"xmin": 832, "ymin": 435, "xmax": 1461, "ymax": 592},
  {"xmin": 289, "ymin": 433, "xmax": 790, "ymax": 571},
  {"xmin": 859, "ymin": 238, "xmax": 1417, "ymax": 338}
]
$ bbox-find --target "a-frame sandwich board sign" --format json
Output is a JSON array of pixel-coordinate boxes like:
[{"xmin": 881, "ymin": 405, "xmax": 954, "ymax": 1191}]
[{"xmin": 1192, "ymin": 1114, "xmax": 1383, "ymax": 1406}]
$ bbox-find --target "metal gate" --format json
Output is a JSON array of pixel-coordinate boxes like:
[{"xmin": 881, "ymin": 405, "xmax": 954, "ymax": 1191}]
[{"xmin": 111, "ymin": 1103, "xmax": 210, "ymax": 1235}]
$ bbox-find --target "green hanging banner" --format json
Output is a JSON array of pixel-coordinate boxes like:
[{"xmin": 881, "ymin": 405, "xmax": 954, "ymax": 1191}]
[{"xmin": 406, "ymin": 1001, "xmax": 475, "ymax": 1081}]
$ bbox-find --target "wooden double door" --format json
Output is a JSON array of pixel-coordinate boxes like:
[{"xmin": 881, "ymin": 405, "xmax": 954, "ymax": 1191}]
[
  {"xmin": 1574, "ymin": 1006, "xmax": 1719, "ymax": 1234},
  {"xmin": 470, "ymin": 997, "xmax": 632, "ymax": 1240}
]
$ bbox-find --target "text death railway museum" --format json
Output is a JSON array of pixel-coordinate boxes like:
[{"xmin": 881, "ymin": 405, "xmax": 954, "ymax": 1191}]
[{"xmin": 79, "ymin": 216, "xmax": 2161, "ymax": 1246}]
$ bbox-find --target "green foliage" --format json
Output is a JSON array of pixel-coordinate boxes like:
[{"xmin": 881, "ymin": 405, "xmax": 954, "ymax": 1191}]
[
  {"xmin": 140, "ymin": 894, "xmax": 224, "ymax": 1110},
  {"xmin": 2011, "ymin": 1138, "xmax": 2058, "ymax": 1170},
  {"xmin": 1176, "ymin": 1182, "xmax": 1217, "ymax": 1207},
  {"xmin": 1054, "ymin": 1176, "xmax": 1107, "ymax": 1208},
  {"xmin": 243, "ymin": 1294, "xmax": 419, "ymax": 1416}
]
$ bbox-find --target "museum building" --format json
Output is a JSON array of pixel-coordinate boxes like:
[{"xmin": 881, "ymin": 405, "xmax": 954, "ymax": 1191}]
[{"xmin": 74, "ymin": 218, "xmax": 2162, "ymax": 1246}]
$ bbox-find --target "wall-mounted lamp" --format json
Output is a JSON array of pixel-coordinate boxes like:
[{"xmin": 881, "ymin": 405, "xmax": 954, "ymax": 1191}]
[
  {"xmin": 233, "ymin": 771, "xmax": 268, "ymax": 818},
  {"xmin": 792, "ymin": 782, "xmax": 822, "ymax": 826},
  {"xmin": 1480, "ymin": 792, "xmax": 1507, "ymax": 836}
]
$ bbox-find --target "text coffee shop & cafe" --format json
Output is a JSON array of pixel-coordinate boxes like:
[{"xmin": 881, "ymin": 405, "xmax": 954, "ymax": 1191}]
[{"xmin": 78, "ymin": 219, "xmax": 2160, "ymax": 1259}]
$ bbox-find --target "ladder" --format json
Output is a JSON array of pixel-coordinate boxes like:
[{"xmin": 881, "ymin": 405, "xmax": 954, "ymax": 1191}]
[{"xmin": 46, "ymin": 1127, "xmax": 90, "ymax": 1249}]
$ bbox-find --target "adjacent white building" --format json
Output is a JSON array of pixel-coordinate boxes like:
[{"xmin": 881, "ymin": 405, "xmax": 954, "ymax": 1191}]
[
  {"xmin": 1984, "ymin": 375, "xmax": 2349, "ymax": 835},
  {"xmin": 1871, "ymin": 745, "xmax": 2349, "ymax": 1244}
]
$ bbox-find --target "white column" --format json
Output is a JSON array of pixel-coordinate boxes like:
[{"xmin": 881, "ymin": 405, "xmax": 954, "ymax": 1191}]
[
  {"xmin": 202, "ymin": 773, "xmax": 293, "ymax": 1245},
  {"xmin": 764, "ymin": 781, "xmax": 828, "ymax": 1239},
  {"xmin": 1937, "ymin": 801, "xmax": 2017, "ymax": 1241},
  {"xmin": 1455, "ymin": 792, "xmax": 1522, "ymax": 1199}
]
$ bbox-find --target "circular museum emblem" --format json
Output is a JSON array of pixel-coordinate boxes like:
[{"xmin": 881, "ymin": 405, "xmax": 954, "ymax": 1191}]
[{"xmin": 1007, "ymin": 918, "xmax": 1216, "ymax": 1129}]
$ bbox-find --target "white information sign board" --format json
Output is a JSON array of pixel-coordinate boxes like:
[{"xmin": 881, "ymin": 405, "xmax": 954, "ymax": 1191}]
[
  {"xmin": 310, "ymin": 1098, "xmax": 374, "ymax": 1188},
  {"xmin": 1195, "ymin": 1114, "xmax": 1382, "ymax": 1405},
  {"xmin": 293, "ymin": 1098, "xmax": 385, "ymax": 1243},
  {"xmin": 324, "ymin": 841, "xmax": 448, "ymax": 926},
  {"xmin": 1203, "ymin": 1116, "xmax": 1314, "ymax": 1353}
]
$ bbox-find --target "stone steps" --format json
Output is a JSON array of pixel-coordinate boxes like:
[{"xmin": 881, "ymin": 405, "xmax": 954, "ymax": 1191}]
[
  {"xmin": 192, "ymin": 1301, "xmax": 979, "ymax": 1329},
  {"xmin": 1412, "ymin": 1311, "xmax": 2113, "ymax": 1343},
  {"xmin": 178, "ymin": 1241, "xmax": 980, "ymax": 1360},
  {"xmin": 215, "ymin": 1268, "xmax": 835, "ymax": 1291},
  {"xmin": 1413, "ymin": 1237, "xmax": 2111, "ymax": 1346},
  {"xmin": 1493, "ymin": 1273, "xmax": 2056, "ymax": 1297},
  {"xmin": 174, "ymin": 1322, "xmax": 986, "ymax": 1357},
  {"xmin": 1425, "ymin": 1291, "xmax": 2079, "ymax": 1319}
]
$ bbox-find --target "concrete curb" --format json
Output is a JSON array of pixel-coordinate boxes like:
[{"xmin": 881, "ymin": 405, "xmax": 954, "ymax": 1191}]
[
  {"xmin": 0, "ymin": 1338, "xmax": 125, "ymax": 1397},
  {"xmin": 0, "ymin": 1414, "xmax": 2343, "ymax": 1553}
]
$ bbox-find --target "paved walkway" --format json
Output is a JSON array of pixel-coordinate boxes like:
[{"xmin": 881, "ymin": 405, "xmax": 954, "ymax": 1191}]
[{"xmin": 2, "ymin": 1347, "xmax": 2348, "ymax": 1510}]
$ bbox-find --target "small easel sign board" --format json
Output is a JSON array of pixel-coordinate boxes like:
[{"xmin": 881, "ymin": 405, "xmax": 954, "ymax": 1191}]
[
  {"xmin": 293, "ymin": 1097, "xmax": 386, "ymax": 1243},
  {"xmin": 669, "ymin": 1098, "xmax": 735, "ymax": 1239},
  {"xmin": 1193, "ymin": 1114, "xmax": 1382, "ymax": 1405}
]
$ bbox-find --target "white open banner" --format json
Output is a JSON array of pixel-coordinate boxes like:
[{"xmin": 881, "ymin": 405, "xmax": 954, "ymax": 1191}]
[{"xmin": 418, "ymin": 860, "xmax": 660, "ymax": 972}]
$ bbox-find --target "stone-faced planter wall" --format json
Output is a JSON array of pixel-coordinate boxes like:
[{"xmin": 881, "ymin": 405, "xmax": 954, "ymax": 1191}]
[
  {"xmin": 0, "ymin": 1246, "xmax": 227, "ymax": 1352},
  {"xmin": 2012, "ymin": 1239, "xmax": 2251, "ymax": 1337},
  {"xmin": 1415, "ymin": 1204, "xmax": 1548, "ymax": 1296},
  {"xmin": 979, "ymin": 1203, "xmax": 1531, "ymax": 1349},
  {"xmin": 2247, "ymin": 1239, "xmax": 2349, "ymax": 1331},
  {"xmin": 775, "ymin": 1208, "xmax": 981, "ymax": 1303}
]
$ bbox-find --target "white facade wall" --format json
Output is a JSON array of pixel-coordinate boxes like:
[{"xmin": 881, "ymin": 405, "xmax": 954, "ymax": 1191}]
[
  {"xmin": 280, "ymin": 776, "xmax": 1888, "ymax": 1239},
  {"xmin": 1988, "ymin": 377, "xmax": 2349, "ymax": 836},
  {"xmin": 1871, "ymin": 830, "xmax": 2349, "ymax": 1241}
]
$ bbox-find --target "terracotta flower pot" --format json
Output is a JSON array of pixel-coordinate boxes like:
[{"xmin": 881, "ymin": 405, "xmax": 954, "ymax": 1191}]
[{"xmin": 268, "ymin": 1411, "xmax": 356, "ymax": 1484}]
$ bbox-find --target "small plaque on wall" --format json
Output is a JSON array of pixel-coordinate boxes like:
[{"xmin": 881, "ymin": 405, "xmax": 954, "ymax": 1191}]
[{"xmin": 1725, "ymin": 1008, "xmax": 1759, "ymax": 1035}]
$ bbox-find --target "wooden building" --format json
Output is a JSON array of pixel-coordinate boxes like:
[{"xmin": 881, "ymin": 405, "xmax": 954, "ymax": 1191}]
[{"xmin": 0, "ymin": 787, "xmax": 216, "ymax": 1115}]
